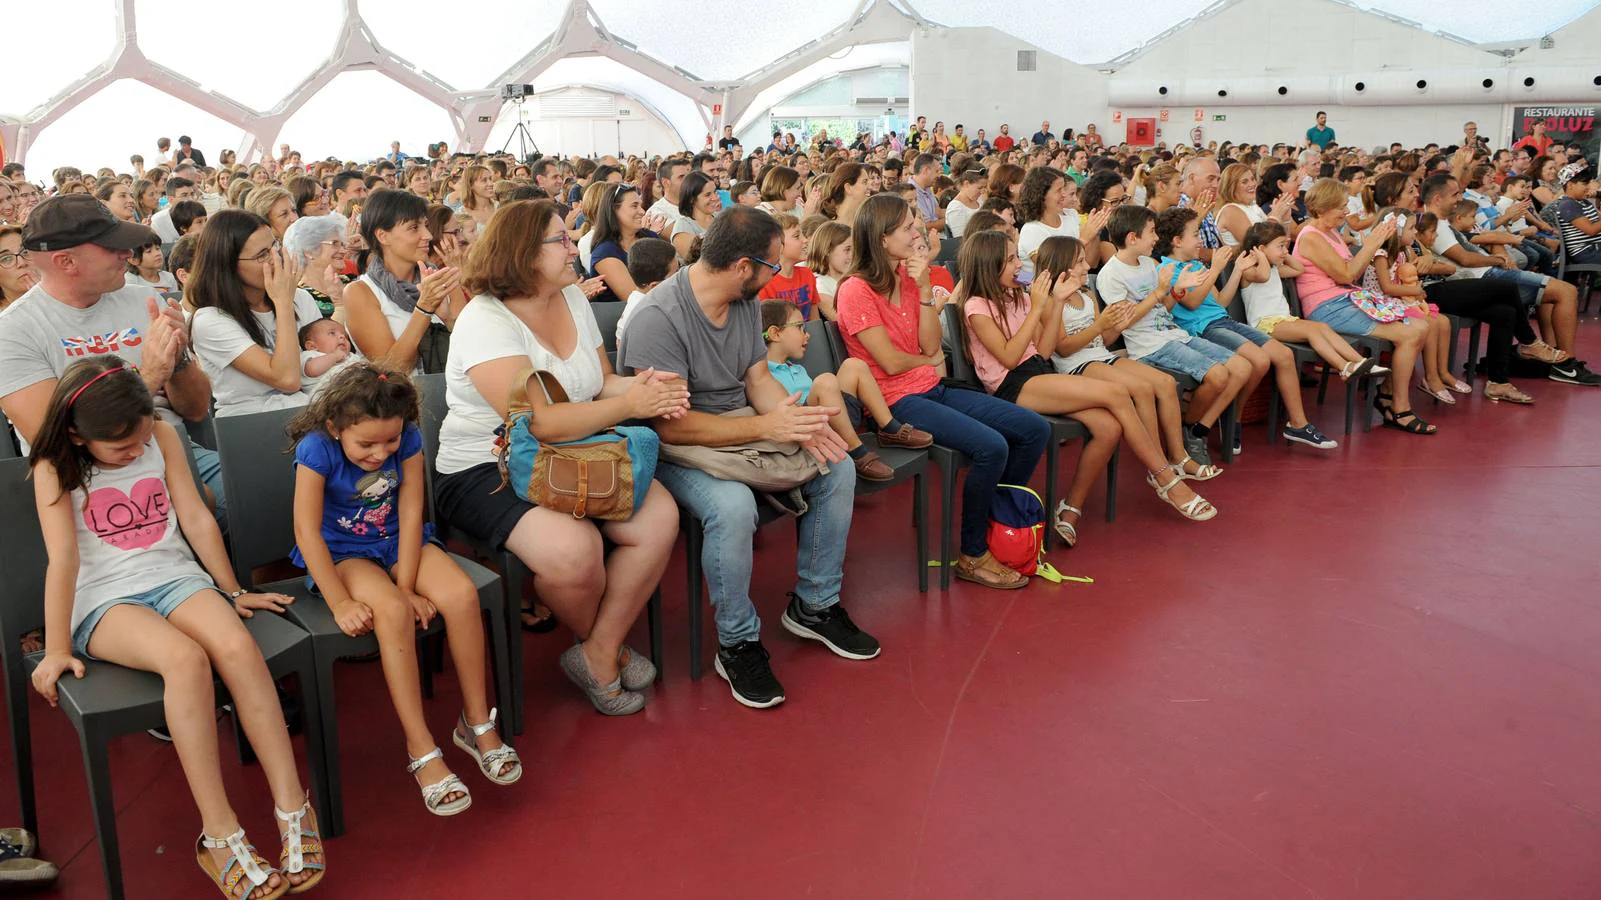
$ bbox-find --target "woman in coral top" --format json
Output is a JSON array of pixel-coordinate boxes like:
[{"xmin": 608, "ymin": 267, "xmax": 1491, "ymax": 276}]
[{"xmin": 834, "ymin": 195, "xmax": 1050, "ymax": 590}]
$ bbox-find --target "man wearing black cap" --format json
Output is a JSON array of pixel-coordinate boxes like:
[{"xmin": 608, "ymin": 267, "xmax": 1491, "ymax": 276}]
[
  {"xmin": 174, "ymin": 135, "xmax": 206, "ymax": 168},
  {"xmin": 0, "ymin": 194, "xmax": 227, "ymax": 516}
]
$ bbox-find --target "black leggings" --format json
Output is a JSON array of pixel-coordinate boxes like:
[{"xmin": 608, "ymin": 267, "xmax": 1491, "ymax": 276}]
[{"xmin": 1422, "ymin": 279, "xmax": 1533, "ymax": 382}]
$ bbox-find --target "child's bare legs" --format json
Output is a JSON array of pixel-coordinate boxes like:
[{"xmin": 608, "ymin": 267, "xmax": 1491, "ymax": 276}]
[
  {"xmin": 806, "ymin": 373, "xmax": 862, "ymax": 450},
  {"xmin": 336, "ymin": 559, "xmax": 464, "ymax": 804},
  {"xmin": 1271, "ymin": 319, "xmax": 1366, "ymax": 369},
  {"xmin": 1082, "ymin": 362, "xmax": 1159, "ymax": 444},
  {"xmin": 1229, "ymin": 342, "xmax": 1272, "ymax": 410},
  {"xmin": 1052, "ymin": 406, "xmax": 1119, "ymax": 531},
  {"xmin": 88, "ymin": 603, "xmax": 285, "ymax": 899},
  {"xmin": 169, "ymin": 593, "xmax": 322, "ymax": 886},
  {"xmin": 834, "ymin": 358, "xmax": 895, "ymax": 430},
  {"xmin": 402, "ymin": 545, "xmax": 511, "ymax": 768},
  {"xmin": 1423, "ymin": 314, "xmax": 1454, "ymax": 389},
  {"xmin": 1259, "ymin": 339, "xmax": 1312, "ymax": 428},
  {"xmin": 1014, "ymin": 374, "xmax": 1204, "ymax": 509}
]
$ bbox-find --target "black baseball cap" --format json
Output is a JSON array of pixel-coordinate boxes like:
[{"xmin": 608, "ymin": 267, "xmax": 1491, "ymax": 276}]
[{"xmin": 21, "ymin": 194, "xmax": 158, "ymax": 253}]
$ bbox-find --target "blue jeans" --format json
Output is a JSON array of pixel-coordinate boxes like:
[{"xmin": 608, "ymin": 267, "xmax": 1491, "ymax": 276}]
[
  {"xmin": 191, "ymin": 443, "xmax": 228, "ymax": 535},
  {"xmin": 654, "ymin": 460, "xmax": 855, "ymax": 647},
  {"xmin": 1520, "ymin": 238, "xmax": 1555, "ymax": 274},
  {"xmin": 1483, "ymin": 266, "xmax": 1548, "ymax": 309},
  {"xmin": 889, "ymin": 384, "xmax": 1050, "ymax": 557}
]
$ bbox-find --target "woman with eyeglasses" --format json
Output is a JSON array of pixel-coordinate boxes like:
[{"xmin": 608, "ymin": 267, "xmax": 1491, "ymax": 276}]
[
  {"xmin": 284, "ymin": 214, "xmax": 351, "ymax": 319},
  {"xmin": 343, "ymin": 190, "xmax": 462, "ymax": 374},
  {"xmin": 731, "ymin": 180, "xmax": 761, "ymax": 208},
  {"xmin": 433, "ymin": 200, "xmax": 683, "ymax": 712},
  {"xmin": 187, "ymin": 209, "xmax": 324, "ymax": 416},
  {"xmin": 0, "ymin": 225, "xmax": 39, "ymax": 309},
  {"xmin": 586, "ymin": 182, "xmax": 658, "ymax": 304}
]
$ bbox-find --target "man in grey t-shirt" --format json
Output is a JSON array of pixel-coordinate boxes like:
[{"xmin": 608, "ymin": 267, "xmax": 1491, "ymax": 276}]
[
  {"xmin": 0, "ymin": 195, "xmax": 226, "ymax": 518},
  {"xmin": 618, "ymin": 205, "xmax": 877, "ymax": 709}
]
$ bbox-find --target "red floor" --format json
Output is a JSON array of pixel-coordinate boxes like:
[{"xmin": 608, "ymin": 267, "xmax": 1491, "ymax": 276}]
[{"xmin": 8, "ymin": 323, "xmax": 1601, "ymax": 900}]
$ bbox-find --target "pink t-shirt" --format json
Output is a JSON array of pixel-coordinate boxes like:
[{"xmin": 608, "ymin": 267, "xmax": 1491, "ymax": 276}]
[
  {"xmin": 1291, "ymin": 225, "xmax": 1357, "ymax": 314},
  {"xmin": 962, "ymin": 295, "xmax": 1037, "ymax": 394},
  {"xmin": 836, "ymin": 272, "xmax": 940, "ymax": 407}
]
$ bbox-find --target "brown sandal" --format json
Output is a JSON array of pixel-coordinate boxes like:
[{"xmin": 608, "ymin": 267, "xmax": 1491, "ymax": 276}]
[
  {"xmin": 954, "ymin": 551, "xmax": 1028, "ymax": 590},
  {"xmin": 195, "ymin": 828, "xmax": 286, "ymax": 900}
]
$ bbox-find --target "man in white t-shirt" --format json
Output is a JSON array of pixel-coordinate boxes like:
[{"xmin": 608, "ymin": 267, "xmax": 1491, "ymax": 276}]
[
  {"xmin": 647, "ymin": 157, "xmax": 689, "ymax": 231},
  {"xmin": 148, "ymin": 175, "xmax": 199, "ymax": 243},
  {"xmin": 0, "ymin": 195, "xmax": 227, "ymax": 519}
]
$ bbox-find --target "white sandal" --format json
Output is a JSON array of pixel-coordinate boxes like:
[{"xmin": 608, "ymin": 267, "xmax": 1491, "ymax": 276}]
[
  {"xmin": 1174, "ymin": 458, "xmax": 1221, "ymax": 482},
  {"xmin": 452, "ymin": 708, "xmax": 522, "ymax": 786},
  {"xmin": 1052, "ymin": 502, "xmax": 1081, "ymax": 548},
  {"xmin": 407, "ymin": 747, "xmax": 472, "ymax": 816},
  {"xmin": 1148, "ymin": 469, "xmax": 1218, "ymax": 522}
]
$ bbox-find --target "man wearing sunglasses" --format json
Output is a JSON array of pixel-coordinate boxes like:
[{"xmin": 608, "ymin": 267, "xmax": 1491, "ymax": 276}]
[
  {"xmin": 0, "ymin": 195, "xmax": 227, "ymax": 525},
  {"xmin": 618, "ymin": 206, "xmax": 879, "ymax": 710}
]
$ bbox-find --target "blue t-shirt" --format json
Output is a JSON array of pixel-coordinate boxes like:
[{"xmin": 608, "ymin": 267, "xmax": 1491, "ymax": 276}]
[
  {"xmin": 767, "ymin": 360, "xmax": 813, "ymax": 402},
  {"xmin": 1160, "ymin": 257, "xmax": 1228, "ymax": 335},
  {"xmin": 588, "ymin": 229, "xmax": 660, "ymax": 304},
  {"xmin": 290, "ymin": 423, "xmax": 425, "ymax": 565},
  {"xmin": 1306, "ymin": 125, "xmax": 1335, "ymax": 148}
]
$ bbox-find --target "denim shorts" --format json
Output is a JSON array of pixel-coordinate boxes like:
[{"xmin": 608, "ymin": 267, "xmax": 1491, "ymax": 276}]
[
  {"xmin": 1305, "ymin": 296, "xmax": 1377, "ymax": 336},
  {"xmin": 1140, "ymin": 337, "xmax": 1235, "ymax": 382},
  {"xmin": 1200, "ymin": 318, "xmax": 1272, "ymax": 351},
  {"xmin": 72, "ymin": 575, "xmax": 217, "ymax": 658}
]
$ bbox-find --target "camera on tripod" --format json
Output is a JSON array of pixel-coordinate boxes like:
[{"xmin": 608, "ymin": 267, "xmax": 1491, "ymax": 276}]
[{"xmin": 500, "ymin": 83, "xmax": 535, "ymax": 101}]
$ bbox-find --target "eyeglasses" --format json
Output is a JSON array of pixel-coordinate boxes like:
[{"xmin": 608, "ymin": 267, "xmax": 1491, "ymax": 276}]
[
  {"xmin": 0, "ymin": 250, "xmax": 31, "ymax": 269},
  {"xmin": 747, "ymin": 255, "xmax": 781, "ymax": 274},
  {"xmin": 772, "ymin": 321, "xmax": 806, "ymax": 331},
  {"xmin": 542, "ymin": 233, "xmax": 574, "ymax": 248},
  {"xmin": 239, "ymin": 241, "xmax": 281, "ymax": 264}
]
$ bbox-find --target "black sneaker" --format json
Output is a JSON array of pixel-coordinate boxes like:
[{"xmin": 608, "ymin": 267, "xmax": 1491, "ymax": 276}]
[
  {"xmin": 1549, "ymin": 361, "xmax": 1601, "ymax": 386},
  {"xmin": 781, "ymin": 593, "xmax": 881, "ymax": 660},
  {"xmin": 713, "ymin": 641, "xmax": 786, "ymax": 709}
]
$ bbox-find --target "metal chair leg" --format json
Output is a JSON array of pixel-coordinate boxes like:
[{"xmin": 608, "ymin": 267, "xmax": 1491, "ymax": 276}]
[
  {"xmin": 913, "ymin": 473, "xmax": 929, "ymax": 593},
  {"xmin": 499, "ymin": 552, "xmax": 526, "ymax": 736},
  {"xmin": 1104, "ymin": 448, "xmax": 1119, "ymax": 524},
  {"xmin": 686, "ymin": 522, "xmax": 704, "ymax": 681},
  {"xmin": 647, "ymin": 589, "xmax": 663, "ymax": 682},
  {"xmin": 81, "ymin": 732, "xmax": 125, "ymax": 900},
  {"xmin": 939, "ymin": 464, "xmax": 956, "ymax": 589},
  {"xmin": 1042, "ymin": 439, "xmax": 1060, "ymax": 551},
  {"xmin": 6, "ymin": 665, "xmax": 37, "ymax": 836},
  {"xmin": 1267, "ymin": 378, "xmax": 1281, "ymax": 445}
]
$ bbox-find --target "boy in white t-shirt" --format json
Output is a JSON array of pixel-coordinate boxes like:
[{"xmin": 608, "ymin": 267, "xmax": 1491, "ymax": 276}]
[
  {"xmin": 614, "ymin": 237, "xmax": 679, "ymax": 345},
  {"xmin": 298, "ymin": 318, "xmax": 357, "ymax": 394},
  {"xmin": 1097, "ymin": 205, "xmax": 1251, "ymax": 467}
]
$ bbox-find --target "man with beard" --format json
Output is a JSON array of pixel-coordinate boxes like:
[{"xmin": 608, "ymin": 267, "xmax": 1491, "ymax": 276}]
[{"xmin": 617, "ymin": 206, "xmax": 877, "ymax": 710}]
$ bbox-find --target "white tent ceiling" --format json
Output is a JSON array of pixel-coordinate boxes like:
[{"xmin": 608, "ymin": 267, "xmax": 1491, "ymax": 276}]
[{"xmin": 5, "ymin": 0, "xmax": 1597, "ymax": 176}]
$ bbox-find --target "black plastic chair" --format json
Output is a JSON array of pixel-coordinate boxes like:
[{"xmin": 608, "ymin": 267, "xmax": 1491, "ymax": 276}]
[
  {"xmin": 0, "ymin": 425, "xmax": 18, "ymax": 459},
  {"xmin": 415, "ymin": 374, "xmax": 663, "ymax": 698},
  {"xmin": 1224, "ymin": 283, "xmax": 1361, "ymax": 440},
  {"xmin": 0, "ymin": 457, "xmax": 330, "ymax": 900},
  {"xmin": 1282, "ymin": 279, "xmax": 1378, "ymax": 434},
  {"xmin": 592, "ymin": 300, "xmax": 626, "ymax": 353},
  {"xmin": 215, "ymin": 408, "xmax": 511, "ymax": 836},
  {"xmin": 798, "ymin": 320, "xmax": 931, "ymax": 591}
]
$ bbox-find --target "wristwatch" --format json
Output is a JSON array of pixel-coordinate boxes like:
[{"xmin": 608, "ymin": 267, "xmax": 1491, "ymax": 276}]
[{"xmin": 226, "ymin": 589, "xmax": 248, "ymax": 600}]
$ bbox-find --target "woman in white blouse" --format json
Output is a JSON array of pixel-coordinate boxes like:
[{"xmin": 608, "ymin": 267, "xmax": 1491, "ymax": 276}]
[
  {"xmin": 342, "ymin": 190, "xmax": 463, "ymax": 373},
  {"xmin": 187, "ymin": 209, "xmax": 323, "ymax": 416},
  {"xmin": 432, "ymin": 200, "xmax": 686, "ymax": 716}
]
